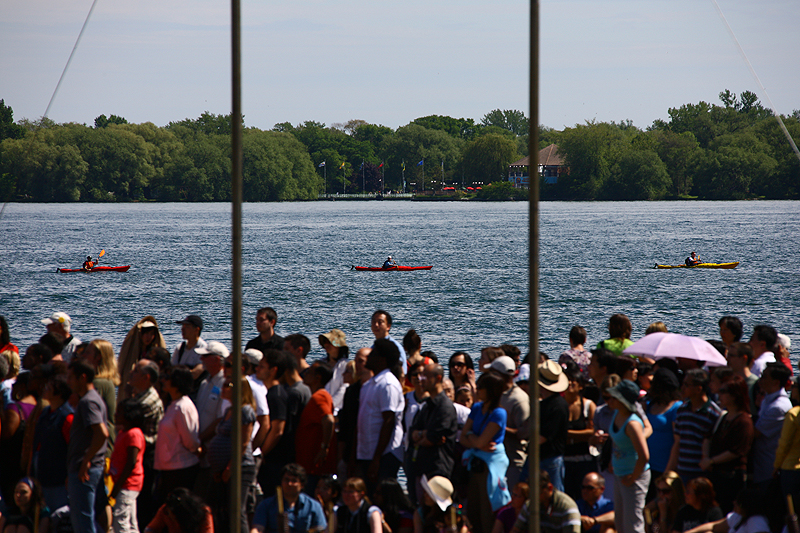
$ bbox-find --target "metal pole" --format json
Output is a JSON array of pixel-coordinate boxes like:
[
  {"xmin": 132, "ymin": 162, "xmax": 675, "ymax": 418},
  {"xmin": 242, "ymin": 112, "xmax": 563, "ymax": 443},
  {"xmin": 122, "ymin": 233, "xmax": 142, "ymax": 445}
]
[
  {"xmin": 230, "ymin": 0, "xmax": 243, "ymax": 531},
  {"xmin": 528, "ymin": 0, "xmax": 540, "ymax": 531}
]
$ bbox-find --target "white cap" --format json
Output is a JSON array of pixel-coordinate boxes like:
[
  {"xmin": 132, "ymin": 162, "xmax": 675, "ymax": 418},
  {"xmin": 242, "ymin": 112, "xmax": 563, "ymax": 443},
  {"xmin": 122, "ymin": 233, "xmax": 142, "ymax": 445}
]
[
  {"xmin": 195, "ymin": 341, "xmax": 230, "ymax": 359},
  {"xmin": 244, "ymin": 348, "xmax": 263, "ymax": 365},
  {"xmin": 778, "ymin": 333, "xmax": 791, "ymax": 350},
  {"xmin": 483, "ymin": 355, "xmax": 516, "ymax": 376},
  {"xmin": 42, "ymin": 312, "xmax": 72, "ymax": 332}
]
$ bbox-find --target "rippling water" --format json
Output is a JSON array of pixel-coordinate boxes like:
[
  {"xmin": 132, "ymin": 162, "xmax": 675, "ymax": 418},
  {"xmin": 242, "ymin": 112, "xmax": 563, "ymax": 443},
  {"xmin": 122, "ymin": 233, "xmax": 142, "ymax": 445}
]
[{"xmin": 2, "ymin": 200, "xmax": 799, "ymax": 365}]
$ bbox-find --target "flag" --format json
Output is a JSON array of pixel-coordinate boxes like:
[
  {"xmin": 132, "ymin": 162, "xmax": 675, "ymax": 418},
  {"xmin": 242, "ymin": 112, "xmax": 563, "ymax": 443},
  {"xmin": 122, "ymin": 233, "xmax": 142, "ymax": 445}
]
[
  {"xmin": 417, "ymin": 160, "xmax": 424, "ymax": 166},
  {"xmin": 402, "ymin": 161, "xmax": 405, "ymax": 171},
  {"xmin": 360, "ymin": 161, "xmax": 364, "ymax": 170},
  {"xmin": 318, "ymin": 161, "xmax": 326, "ymax": 167},
  {"xmin": 378, "ymin": 162, "xmax": 384, "ymax": 168},
  {"xmin": 339, "ymin": 162, "xmax": 346, "ymax": 169}
]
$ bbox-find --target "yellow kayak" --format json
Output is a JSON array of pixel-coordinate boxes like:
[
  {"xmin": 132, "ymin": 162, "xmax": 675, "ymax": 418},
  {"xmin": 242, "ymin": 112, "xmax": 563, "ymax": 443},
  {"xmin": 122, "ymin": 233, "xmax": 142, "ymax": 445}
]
[{"xmin": 654, "ymin": 262, "xmax": 739, "ymax": 269}]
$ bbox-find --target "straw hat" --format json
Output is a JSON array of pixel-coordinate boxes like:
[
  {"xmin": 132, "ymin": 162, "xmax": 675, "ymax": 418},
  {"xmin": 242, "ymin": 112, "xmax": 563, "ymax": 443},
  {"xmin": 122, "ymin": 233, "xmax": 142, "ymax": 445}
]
[
  {"xmin": 537, "ymin": 360, "xmax": 568, "ymax": 393},
  {"xmin": 421, "ymin": 475, "xmax": 453, "ymax": 512}
]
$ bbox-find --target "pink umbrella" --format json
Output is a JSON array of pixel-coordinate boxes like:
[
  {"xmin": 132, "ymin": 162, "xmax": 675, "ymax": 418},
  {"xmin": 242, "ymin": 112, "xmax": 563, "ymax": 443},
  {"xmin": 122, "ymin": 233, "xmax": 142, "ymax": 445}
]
[{"xmin": 622, "ymin": 332, "xmax": 728, "ymax": 367}]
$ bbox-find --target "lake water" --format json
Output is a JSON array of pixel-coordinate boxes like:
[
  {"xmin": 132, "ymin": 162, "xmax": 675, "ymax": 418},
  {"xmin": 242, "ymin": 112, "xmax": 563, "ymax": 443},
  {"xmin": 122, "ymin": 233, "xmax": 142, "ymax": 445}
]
[{"xmin": 2, "ymin": 200, "xmax": 799, "ymax": 366}]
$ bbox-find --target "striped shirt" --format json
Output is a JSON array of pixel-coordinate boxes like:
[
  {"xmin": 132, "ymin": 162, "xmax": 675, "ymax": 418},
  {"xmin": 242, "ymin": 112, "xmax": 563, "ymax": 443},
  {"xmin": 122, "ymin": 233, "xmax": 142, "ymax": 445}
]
[
  {"xmin": 674, "ymin": 399, "xmax": 722, "ymax": 476},
  {"xmin": 514, "ymin": 491, "xmax": 581, "ymax": 533}
]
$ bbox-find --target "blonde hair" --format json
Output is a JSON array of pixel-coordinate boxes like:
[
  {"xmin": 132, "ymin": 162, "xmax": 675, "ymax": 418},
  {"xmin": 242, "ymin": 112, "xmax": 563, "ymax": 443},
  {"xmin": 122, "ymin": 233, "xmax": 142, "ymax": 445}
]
[
  {"xmin": 645, "ymin": 321, "xmax": 668, "ymax": 335},
  {"xmin": 89, "ymin": 339, "xmax": 120, "ymax": 386},
  {"xmin": 1, "ymin": 349, "xmax": 20, "ymax": 378},
  {"xmin": 241, "ymin": 377, "xmax": 256, "ymax": 410}
]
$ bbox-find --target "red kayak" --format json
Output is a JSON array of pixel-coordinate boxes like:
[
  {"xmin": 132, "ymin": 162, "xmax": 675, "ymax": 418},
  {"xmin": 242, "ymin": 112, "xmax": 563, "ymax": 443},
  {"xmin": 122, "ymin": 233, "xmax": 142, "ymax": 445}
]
[
  {"xmin": 57, "ymin": 266, "xmax": 131, "ymax": 273},
  {"xmin": 352, "ymin": 265, "xmax": 432, "ymax": 271}
]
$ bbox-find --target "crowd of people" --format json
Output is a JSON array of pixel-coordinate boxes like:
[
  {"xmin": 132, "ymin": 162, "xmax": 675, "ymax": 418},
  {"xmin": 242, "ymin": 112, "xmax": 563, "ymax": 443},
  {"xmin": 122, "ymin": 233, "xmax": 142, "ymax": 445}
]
[{"xmin": 0, "ymin": 310, "xmax": 796, "ymax": 533}]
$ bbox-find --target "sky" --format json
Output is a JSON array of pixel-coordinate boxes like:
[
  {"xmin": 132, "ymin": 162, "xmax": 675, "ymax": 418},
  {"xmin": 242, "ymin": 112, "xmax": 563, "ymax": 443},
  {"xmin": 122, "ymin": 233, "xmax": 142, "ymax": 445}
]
[{"xmin": 1, "ymin": 0, "xmax": 798, "ymax": 132}]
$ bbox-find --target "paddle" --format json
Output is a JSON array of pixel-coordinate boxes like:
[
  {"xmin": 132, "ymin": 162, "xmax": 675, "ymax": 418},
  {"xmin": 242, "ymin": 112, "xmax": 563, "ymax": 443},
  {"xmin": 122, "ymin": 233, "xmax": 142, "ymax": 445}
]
[{"xmin": 96, "ymin": 249, "xmax": 105, "ymax": 267}]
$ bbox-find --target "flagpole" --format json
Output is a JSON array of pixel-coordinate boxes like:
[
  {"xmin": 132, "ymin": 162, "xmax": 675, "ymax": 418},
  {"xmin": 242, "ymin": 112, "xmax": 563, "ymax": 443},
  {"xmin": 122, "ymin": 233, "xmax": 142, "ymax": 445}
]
[
  {"xmin": 402, "ymin": 161, "xmax": 405, "ymax": 194},
  {"xmin": 441, "ymin": 159, "xmax": 444, "ymax": 191}
]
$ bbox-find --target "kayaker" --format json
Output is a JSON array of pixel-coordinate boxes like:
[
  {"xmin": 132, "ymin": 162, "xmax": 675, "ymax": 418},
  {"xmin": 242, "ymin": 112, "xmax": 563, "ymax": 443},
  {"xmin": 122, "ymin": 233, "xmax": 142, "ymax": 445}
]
[
  {"xmin": 82, "ymin": 256, "xmax": 95, "ymax": 270},
  {"xmin": 685, "ymin": 251, "xmax": 700, "ymax": 266},
  {"xmin": 383, "ymin": 255, "xmax": 397, "ymax": 269}
]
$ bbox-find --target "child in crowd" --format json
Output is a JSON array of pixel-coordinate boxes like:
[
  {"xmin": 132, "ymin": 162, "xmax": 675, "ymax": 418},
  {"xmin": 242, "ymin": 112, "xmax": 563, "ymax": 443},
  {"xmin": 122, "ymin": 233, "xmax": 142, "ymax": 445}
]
[{"xmin": 109, "ymin": 399, "xmax": 146, "ymax": 533}]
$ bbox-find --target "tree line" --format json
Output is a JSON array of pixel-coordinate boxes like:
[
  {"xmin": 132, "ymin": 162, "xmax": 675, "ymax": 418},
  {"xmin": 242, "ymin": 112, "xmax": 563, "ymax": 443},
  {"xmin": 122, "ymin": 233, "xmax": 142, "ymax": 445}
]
[{"xmin": 1, "ymin": 92, "xmax": 798, "ymax": 202}]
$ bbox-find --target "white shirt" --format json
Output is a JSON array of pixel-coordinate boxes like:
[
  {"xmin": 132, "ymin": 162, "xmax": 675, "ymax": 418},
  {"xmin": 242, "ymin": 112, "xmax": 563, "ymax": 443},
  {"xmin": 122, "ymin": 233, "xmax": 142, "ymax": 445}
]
[
  {"xmin": 246, "ymin": 374, "xmax": 269, "ymax": 457},
  {"xmin": 171, "ymin": 338, "xmax": 208, "ymax": 368},
  {"xmin": 357, "ymin": 368, "xmax": 404, "ymax": 461},
  {"xmin": 325, "ymin": 358, "xmax": 349, "ymax": 415},
  {"xmin": 750, "ymin": 351, "xmax": 776, "ymax": 377}
]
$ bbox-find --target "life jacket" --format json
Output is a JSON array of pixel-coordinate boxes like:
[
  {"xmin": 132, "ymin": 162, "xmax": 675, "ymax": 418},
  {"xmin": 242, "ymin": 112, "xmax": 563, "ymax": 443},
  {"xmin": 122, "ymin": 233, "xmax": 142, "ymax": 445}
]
[{"xmin": 83, "ymin": 261, "xmax": 94, "ymax": 269}]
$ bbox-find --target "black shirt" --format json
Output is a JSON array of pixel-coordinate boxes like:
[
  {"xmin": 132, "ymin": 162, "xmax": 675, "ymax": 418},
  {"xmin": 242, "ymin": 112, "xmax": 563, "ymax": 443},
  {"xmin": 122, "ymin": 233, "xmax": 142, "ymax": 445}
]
[
  {"xmin": 283, "ymin": 381, "xmax": 311, "ymax": 463},
  {"xmin": 245, "ymin": 333, "xmax": 286, "ymax": 354},
  {"xmin": 672, "ymin": 505, "xmax": 724, "ymax": 533},
  {"xmin": 540, "ymin": 393, "xmax": 569, "ymax": 459},
  {"xmin": 409, "ymin": 392, "xmax": 458, "ymax": 478}
]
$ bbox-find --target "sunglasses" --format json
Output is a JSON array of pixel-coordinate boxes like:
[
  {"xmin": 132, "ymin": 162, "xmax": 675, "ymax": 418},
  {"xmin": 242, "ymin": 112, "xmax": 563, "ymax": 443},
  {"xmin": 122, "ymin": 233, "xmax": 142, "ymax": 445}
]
[
  {"xmin": 581, "ymin": 485, "xmax": 599, "ymax": 491},
  {"xmin": 450, "ymin": 362, "xmax": 466, "ymax": 368}
]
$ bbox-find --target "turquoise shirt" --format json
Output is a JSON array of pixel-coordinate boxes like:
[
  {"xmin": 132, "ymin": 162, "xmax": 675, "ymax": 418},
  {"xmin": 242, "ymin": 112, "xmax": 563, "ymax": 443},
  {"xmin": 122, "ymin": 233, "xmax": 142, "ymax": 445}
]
[{"xmin": 609, "ymin": 411, "xmax": 649, "ymax": 477}]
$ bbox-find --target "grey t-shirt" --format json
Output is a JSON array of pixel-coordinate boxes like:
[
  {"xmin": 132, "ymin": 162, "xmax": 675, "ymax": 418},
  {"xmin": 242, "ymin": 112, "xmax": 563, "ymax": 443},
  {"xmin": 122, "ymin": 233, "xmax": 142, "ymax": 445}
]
[{"xmin": 67, "ymin": 388, "xmax": 108, "ymax": 473}]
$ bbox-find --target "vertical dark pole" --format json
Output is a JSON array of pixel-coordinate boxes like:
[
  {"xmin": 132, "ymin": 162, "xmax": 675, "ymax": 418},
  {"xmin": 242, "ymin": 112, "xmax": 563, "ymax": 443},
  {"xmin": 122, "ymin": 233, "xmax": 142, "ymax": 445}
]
[
  {"xmin": 230, "ymin": 0, "xmax": 243, "ymax": 531},
  {"xmin": 528, "ymin": 0, "xmax": 540, "ymax": 532}
]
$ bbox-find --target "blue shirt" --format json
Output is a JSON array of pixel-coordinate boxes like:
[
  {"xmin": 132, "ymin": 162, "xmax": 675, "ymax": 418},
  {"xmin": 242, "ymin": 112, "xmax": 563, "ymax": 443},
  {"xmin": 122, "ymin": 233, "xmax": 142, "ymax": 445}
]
[
  {"xmin": 469, "ymin": 402, "xmax": 507, "ymax": 444},
  {"xmin": 577, "ymin": 495, "xmax": 613, "ymax": 533},
  {"xmin": 253, "ymin": 492, "xmax": 327, "ymax": 533},
  {"xmin": 646, "ymin": 400, "xmax": 682, "ymax": 472}
]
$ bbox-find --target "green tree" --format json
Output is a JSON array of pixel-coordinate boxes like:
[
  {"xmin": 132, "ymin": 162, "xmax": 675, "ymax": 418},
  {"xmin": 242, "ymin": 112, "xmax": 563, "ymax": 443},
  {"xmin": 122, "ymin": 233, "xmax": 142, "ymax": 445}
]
[
  {"xmin": 557, "ymin": 121, "xmax": 629, "ymax": 199},
  {"xmin": 382, "ymin": 124, "xmax": 463, "ymax": 191},
  {"xmin": 1, "ymin": 130, "xmax": 88, "ymax": 201},
  {"xmin": 481, "ymin": 109, "xmax": 528, "ymax": 136},
  {"xmin": 167, "ymin": 124, "xmax": 230, "ymax": 201},
  {"xmin": 693, "ymin": 131, "xmax": 777, "ymax": 199},
  {"xmin": 650, "ymin": 130, "xmax": 702, "ymax": 196},
  {"xmin": 411, "ymin": 115, "xmax": 479, "ymax": 140},
  {"xmin": 0, "ymin": 100, "xmax": 25, "ymax": 141},
  {"xmin": 242, "ymin": 130, "xmax": 320, "ymax": 201},
  {"xmin": 604, "ymin": 148, "xmax": 671, "ymax": 200},
  {"xmin": 94, "ymin": 114, "xmax": 129, "ymax": 128},
  {"xmin": 749, "ymin": 115, "xmax": 800, "ymax": 198},
  {"xmin": 169, "ymin": 111, "xmax": 240, "ymax": 137},
  {"xmin": 461, "ymin": 133, "xmax": 519, "ymax": 184}
]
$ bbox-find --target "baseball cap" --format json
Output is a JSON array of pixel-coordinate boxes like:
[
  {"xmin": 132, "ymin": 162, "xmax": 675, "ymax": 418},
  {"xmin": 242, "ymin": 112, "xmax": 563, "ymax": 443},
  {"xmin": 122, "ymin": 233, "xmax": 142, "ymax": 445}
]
[
  {"xmin": 483, "ymin": 355, "xmax": 516, "ymax": 376},
  {"xmin": 196, "ymin": 341, "xmax": 229, "ymax": 359},
  {"xmin": 175, "ymin": 315, "xmax": 203, "ymax": 329},
  {"xmin": 42, "ymin": 312, "xmax": 72, "ymax": 328}
]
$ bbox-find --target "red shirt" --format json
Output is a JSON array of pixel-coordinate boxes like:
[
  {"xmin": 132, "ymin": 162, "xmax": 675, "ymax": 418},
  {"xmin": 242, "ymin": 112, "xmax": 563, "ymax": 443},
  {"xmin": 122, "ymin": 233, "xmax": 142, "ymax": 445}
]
[
  {"xmin": 110, "ymin": 427, "xmax": 145, "ymax": 491},
  {"xmin": 295, "ymin": 389, "xmax": 337, "ymax": 475}
]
